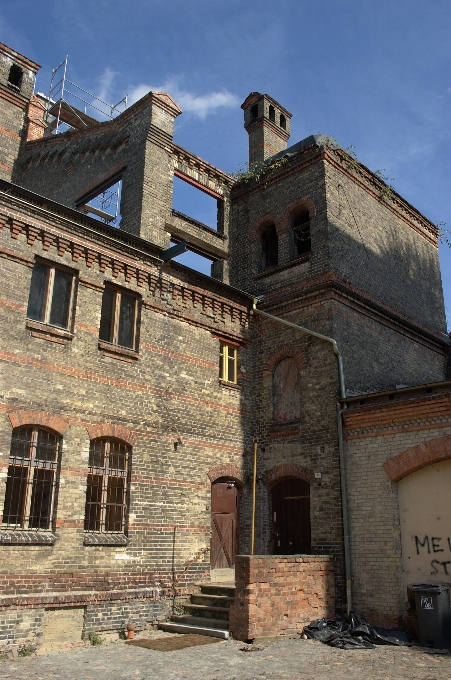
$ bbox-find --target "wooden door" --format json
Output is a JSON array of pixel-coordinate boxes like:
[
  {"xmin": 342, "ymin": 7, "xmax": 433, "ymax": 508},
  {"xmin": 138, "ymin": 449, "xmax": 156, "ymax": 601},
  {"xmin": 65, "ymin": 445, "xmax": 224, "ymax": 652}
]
[
  {"xmin": 271, "ymin": 478, "xmax": 311, "ymax": 555},
  {"xmin": 211, "ymin": 480, "xmax": 239, "ymax": 569}
]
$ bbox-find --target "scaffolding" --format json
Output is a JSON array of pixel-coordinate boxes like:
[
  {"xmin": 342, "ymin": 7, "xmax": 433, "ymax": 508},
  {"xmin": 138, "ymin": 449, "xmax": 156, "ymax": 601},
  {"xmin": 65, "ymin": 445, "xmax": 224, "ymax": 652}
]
[{"xmin": 44, "ymin": 56, "xmax": 127, "ymax": 227}]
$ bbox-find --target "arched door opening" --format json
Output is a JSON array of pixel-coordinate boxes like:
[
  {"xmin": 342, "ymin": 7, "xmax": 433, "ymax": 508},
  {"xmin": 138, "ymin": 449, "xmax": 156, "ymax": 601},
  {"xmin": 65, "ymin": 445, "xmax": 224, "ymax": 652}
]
[
  {"xmin": 270, "ymin": 477, "xmax": 311, "ymax": 555},
  {"xmin": 211, "ymin": 478, "xmax": 239, "ymax": 570}
]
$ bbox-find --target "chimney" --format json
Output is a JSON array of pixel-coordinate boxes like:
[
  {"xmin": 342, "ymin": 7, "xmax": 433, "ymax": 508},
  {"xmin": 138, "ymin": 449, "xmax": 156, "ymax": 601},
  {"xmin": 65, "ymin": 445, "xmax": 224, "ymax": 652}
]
[{"xmin": 241, "ymin": 92, "xmax": 291, "ymax": 167}]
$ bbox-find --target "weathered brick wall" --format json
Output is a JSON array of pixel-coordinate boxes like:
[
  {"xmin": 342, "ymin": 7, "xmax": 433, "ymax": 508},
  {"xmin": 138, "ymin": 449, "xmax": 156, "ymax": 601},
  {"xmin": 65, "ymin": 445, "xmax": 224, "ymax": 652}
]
[
  {"xmin": 0, "ymin": 186, "xmax": 253, "ymax": 642},
  {"xmin": 229, "ymin": 555, "xmax": 335, "ymax": 641},
  {"xmin": 343, "ymin": 385, "xmax": 451, "ymax": 626}
]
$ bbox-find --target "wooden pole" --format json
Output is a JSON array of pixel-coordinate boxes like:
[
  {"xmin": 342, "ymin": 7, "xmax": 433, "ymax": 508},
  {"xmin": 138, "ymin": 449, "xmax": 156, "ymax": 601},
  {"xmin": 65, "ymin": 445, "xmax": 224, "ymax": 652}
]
[{"xmin": 251, "ymin": 438, "xmax": 258, "ymax": 555}]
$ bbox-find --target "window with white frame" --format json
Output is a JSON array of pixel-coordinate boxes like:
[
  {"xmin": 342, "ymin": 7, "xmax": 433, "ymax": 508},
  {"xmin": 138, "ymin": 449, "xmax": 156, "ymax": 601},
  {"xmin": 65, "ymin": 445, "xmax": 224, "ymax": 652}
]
[
  {"xmin": 99, "ymin": 286, "xmax": 138, "ymax": 350},
  {"xmin": 84, "ymin": 438, "xmax": 130, "ymax": 533},
  {"xmin": 1, "ymin": 427, "xmax": 61, "ymax": 530},
  {"xmin": 219, "ymin": 343, "xmax": 238, "ymax": 384},
  {"xmin": 27, "ymin": 261, "xmax": 76, "ymax": 329}
]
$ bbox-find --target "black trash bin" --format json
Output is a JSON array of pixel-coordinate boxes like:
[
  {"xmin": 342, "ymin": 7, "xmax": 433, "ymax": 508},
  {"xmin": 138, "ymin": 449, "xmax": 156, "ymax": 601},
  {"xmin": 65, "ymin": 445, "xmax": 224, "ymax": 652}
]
[{"xmin": 409, "ymin": 583, "xmax": 451, "ymax": 649}]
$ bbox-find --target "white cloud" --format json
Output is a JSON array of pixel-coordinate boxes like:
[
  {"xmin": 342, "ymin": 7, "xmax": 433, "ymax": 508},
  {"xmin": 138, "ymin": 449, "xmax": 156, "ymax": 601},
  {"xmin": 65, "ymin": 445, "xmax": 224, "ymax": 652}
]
[
  {"xmin": 97, "ymin": 67, "xmax": 118, "ymax": 105},
  {"xmin": 127, "ymin": 77, "xmax": 239, "ymax": 119}
]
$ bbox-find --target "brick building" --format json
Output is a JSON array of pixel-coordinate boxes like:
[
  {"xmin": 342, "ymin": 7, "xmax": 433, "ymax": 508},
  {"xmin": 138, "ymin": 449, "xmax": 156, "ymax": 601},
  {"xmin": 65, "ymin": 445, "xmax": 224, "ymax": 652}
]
[{"xmin": 0, "ymin": 42, "xmax": 450, "ymax": 647}]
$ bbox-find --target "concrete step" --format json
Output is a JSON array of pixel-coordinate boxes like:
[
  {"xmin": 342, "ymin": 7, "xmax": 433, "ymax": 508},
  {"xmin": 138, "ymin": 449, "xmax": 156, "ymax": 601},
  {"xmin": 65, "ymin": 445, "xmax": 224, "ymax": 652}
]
[
  {"xmin": 191, "ymin": 594, "xmax": 234, "ymax": 607},
  {"xmin": 170, "ymin": 614, "xmax": 230, "ymax": 630},
  {"xmin": 198, "ymin": 583, "xmax": 235, "ymax": 598},
  {"xmin": 184, "ymin": 604, "xmax": 230, "ymax": 620},
  {"xmin": 159, "ymin": 621, "xmax": 229, "ymax": 639}
]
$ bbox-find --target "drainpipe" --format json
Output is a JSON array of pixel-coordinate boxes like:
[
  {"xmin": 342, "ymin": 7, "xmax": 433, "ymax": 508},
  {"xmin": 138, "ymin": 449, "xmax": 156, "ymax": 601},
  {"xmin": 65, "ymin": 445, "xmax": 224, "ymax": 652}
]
[{"xmin": 252, "ymin": 298, "xmax": 352, "ymax": 615}]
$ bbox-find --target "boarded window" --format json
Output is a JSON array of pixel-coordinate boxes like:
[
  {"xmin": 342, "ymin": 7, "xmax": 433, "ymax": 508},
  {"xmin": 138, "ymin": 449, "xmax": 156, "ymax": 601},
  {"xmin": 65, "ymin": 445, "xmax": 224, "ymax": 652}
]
[
  {"xmin": 84, "ymin": 438, "xmax": 130, "ymax": 533},
  {"xmin": 99, "ymin": 287, "xmax": 138, "ymax": 349},
  {"xmin": 262, "ymin": 224, "xmax": 278, "ymax": 269},
  {"xmin": 27, "ymin": 262, "xmax": 75, "ymax": 329},
  {"xmin": 2, "ymin": 427, "xmax": 61, "ymax": 530},
  {"xmin": 273, "ymin": 358, "xmax": 301, "ymax": 422}
]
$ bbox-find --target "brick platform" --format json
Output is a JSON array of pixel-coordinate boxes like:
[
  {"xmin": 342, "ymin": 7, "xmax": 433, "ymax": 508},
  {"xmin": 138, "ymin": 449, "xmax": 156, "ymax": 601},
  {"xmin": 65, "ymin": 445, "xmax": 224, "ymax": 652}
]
[{"xmin": 229, "ymin": 554, "xmax": 335, "ymax": 641}]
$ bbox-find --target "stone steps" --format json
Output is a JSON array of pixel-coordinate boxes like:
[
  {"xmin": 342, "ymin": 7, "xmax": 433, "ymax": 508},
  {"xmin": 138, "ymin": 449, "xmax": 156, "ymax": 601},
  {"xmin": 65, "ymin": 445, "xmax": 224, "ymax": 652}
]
[{"xmin": 159, "ymin": 582, "xmax": 235, "ymax": 639}]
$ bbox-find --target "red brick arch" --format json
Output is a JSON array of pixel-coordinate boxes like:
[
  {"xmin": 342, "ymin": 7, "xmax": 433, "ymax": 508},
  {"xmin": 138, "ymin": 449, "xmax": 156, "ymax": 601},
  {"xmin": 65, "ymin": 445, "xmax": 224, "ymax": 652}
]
[
  {"xmin": 262, "ymin": 345, "xmax": 307, "ymax": 378},
  {"xmin": 250, "ymin": 213, "xmax": 284, "ymax": 243},
  {"xmin": 8, "ymin": 410, "xmax": 69, "ymax": 435},
  {"xmin": 262, "ymin": 464, "xmax": 314, "ymax": 487},
  {"xmin": 384, "ymin": 434, "xmax": 451, "ymax": 482},
  {"xmin": 281, "ymin": 197, "xmax": 316, "ymax": 232},
  {"xmin": 86, "ymin": 423, "xmax": 137, "ymax": 447},
  {"xmin": 207, "ymin": 464, "xmax": 245, "ymax": 487}
]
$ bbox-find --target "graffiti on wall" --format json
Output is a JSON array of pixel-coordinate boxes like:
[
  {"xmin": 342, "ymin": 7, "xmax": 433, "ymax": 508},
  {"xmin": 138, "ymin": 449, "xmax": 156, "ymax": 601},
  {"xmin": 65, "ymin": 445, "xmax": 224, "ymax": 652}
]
[{"xmin": 414, "ymin": 535, "xmax": 451, "ymax": 576}]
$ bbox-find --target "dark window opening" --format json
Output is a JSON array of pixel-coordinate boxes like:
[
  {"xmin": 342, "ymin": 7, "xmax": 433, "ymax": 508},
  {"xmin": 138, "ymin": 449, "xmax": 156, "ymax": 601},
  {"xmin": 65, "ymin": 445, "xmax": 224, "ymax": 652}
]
[
  {"xmin": 27, "ymin": 262, "xmax": 75, "ymax": 329},
  {"xmin": 292, "ymin": 210, "xmax": 311, "ymax": 256},
  {"xmin": 269, "ymin": 105, "xmax": 275, "ymax": 122},
  {"xmin": 280, "ymin": 114, "xmax": 286, "ymax": 130},
  {"xmin": 1, "ymin": 427, "xmax": 60, "ymax": 530},
  {"xmin": 77, "ymin": 176, "xmax": 123, "ymax": 228},
  {"xmin": 84, "ymin": 438, "xmax": 130, "ymax": 533},
  {"xmin": 250, "ymin": 104, "xmax": 259, "ymax": 121},
  {"xmin": 262, "ymin": 224, "xmax": 278, "ymax": 269},
  {"xmin": 99, "ymin": 286, "xmax": 138, "ymax": 350},
  {"xmin": 8, "ymin": 64, "xmax": 23, "ymax": 90}
]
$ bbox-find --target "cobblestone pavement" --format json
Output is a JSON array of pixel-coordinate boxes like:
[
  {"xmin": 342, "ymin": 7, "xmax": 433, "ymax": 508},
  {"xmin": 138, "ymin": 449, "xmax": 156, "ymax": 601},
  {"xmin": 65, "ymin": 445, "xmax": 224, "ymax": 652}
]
[{"xmin": 2, "ymin": 635, "xmax": 451, "ymax": 680}]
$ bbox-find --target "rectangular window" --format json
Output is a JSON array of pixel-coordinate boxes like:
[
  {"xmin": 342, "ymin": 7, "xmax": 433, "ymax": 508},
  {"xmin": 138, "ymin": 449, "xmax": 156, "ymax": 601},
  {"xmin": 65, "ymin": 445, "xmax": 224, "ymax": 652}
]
[
  {"xmin": 2, "ymin": 427, "xmax": 60, "ymax": 530},
  {"xmin": 99, "ymin": 287, "xmax": 137, "ymax": 349},
  {"xmin": 84, "ymin": 438, "xmax": 130, "ymax": 533},
  {"xmin": 27, "ymin": 262, "xmax": 75, "ymax": 329},
  {"xmin": 219, "ymin": 343, "xmax": 238, "ymax": 384}
]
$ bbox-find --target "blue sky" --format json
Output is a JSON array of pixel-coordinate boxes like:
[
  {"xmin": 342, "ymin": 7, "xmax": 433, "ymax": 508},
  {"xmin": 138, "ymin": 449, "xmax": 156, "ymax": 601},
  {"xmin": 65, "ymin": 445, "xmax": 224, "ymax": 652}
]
[{"xmin": 2, "ymin": 0, "xmax": 450, "ymax": 327}]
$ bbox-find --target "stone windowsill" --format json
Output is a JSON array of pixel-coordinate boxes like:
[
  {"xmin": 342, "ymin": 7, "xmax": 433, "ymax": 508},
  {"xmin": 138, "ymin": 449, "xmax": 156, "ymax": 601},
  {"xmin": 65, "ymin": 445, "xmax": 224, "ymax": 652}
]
[
  {"xmin": 255, "ymin": 254, "xmax": 311, "ymax": 279},
  {"xmin": 98, "ymin": 340, "xmax": 139, "ymax": 361},
  {"xmin": 83, "ymin": 532, "xmax": 129, "ymax": 546},
  {"xmin": 0, "ymin": 530, "xmax": 56, "ymax": 545},
  {"xmin": 219, "ymin": 379, "xmax": 241, "ymax": 391},
  {"xmin": 26, "ymin": 319, "xmax": 74, "ymax": 343}
]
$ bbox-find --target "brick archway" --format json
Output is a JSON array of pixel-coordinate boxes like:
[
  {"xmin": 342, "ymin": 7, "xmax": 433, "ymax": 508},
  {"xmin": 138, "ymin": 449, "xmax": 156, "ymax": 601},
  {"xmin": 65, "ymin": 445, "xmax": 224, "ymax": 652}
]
[
  {"xmin": 262, "ymin": 463, "xmax": 314, "ymax": 487},
  {"xmin": 263, "ymin": 345, "xmax": 307, "ymax": 378},
  {"xmin": 86, "ymin": 423, "xmax": 137, "ymax": 447},
  {"xmin": 8, "ymin": 410, "xmax": 69, "ymax": 436},
  {"xmin": 281, "ymin": 197, "xmax": 316, "ymax": 232},
  {"xmin": 250, "ymin": 213, "xmax": 284, "ymax": 243},
  {"xmin": 384, "ymin": 434, "xmax": 451, "ymax": 482},
  {"xmin": 207, "ymin": 464, "xmax": 245, "ymax": 487}
]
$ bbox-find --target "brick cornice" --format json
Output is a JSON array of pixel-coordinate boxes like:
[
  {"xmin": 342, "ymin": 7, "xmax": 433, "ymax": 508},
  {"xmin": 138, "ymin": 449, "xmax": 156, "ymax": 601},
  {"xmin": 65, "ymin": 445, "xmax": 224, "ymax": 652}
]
[
  {"xmin": 86, "ymin": 423, "xmax": 137, "ymax": 446},
  {"xmin": 384, "ymin": 434, "xmax": 451, "ymax": 482},
  {"xmin": 8, "ymin": 410, "xmax": 69, "ymax": 435},
  {"xmin": 262, "ymin": 271, "xmax": 446, "ymax": 351}
]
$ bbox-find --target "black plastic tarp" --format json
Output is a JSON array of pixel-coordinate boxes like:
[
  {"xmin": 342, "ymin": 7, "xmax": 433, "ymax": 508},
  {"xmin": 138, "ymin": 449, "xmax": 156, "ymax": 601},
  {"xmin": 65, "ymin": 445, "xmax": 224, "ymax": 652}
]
[{"xmin": 303, "ymin": 613, "xmax": 411, "ymax": 650}]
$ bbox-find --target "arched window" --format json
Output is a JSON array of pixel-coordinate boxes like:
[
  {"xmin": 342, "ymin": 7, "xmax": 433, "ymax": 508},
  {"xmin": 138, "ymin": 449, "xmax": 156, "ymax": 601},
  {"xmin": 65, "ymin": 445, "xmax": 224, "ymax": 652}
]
[
  {"xmin": 261, "ymin": 223, "xmax": 278, "ymax": 269},
  {"xmin": 292, "ymin": 209, "xmax": 311, "ymax": 256},
  {"xmin": 8, "ymin": 64, "xmax": 23, "ymax": 90},
  {"xmin": 273, "ymin": 358, "xmax": 301, "ymax": 422},
  {"xmin": 84, "ymin": 438, "xmax": 130, "ymax": 534},
  {"xmin": 1, "ymin": 427, "xmax": 61, "ymax": 529},
  {"xmin": 250, "ymin": 104, "xmax": 259, "ymax": 121},
  {"xmin": 269, "ymin": 105, "xmax": 275, "ymax": 122},
  {"xmin": 279, "ymin": 114, "xmax": 286, "ymax": 130}
]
